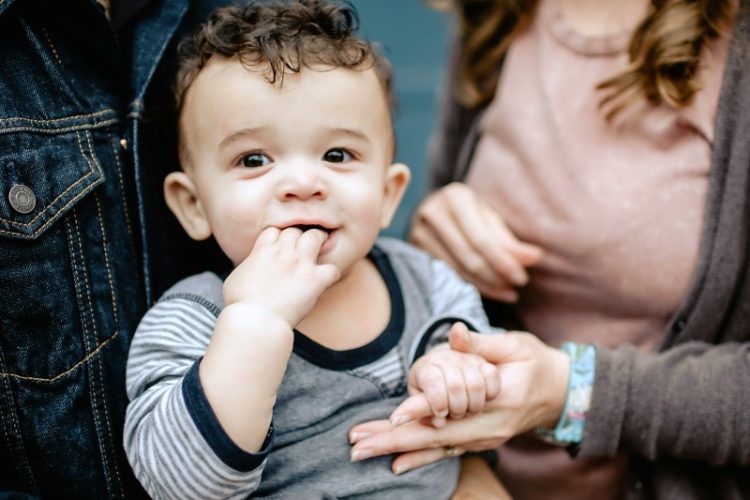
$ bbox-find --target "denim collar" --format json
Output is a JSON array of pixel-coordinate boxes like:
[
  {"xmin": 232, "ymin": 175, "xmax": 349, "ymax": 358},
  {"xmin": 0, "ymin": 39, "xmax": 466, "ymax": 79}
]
[{"xmin": 125, "ymin": 0, "xmax": 188, "ymax": 101}]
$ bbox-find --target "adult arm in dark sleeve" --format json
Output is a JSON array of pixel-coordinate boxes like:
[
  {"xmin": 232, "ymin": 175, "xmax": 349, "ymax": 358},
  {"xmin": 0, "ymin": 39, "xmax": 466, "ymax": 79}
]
[{"xmin": 581, "ymin": 341, "xmax": 750, "ymax": 465}]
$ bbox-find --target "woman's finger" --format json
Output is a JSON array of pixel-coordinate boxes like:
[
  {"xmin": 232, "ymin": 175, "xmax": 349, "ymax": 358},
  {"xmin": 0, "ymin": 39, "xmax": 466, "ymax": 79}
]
[
  {"xmin": 348, "ymin": 419, "xmax": 392, "ymax": 444},
  {"xmin": 389, "ymin": 393, "xmax": 433, "ymax": 427},
  {"xmin": 391, "ymin": 447, "xmax": 464, "ymax": 475},
  {"xmin": 413, "ymin": 189, "xmax": 508, "ymax": 286},
  {"xmin": 351, "ymin": 411, "xmax": 508, "ymax": 459},
  {"xmin": 449, "ymin": 327, "xmax": 525, "ymax": 365},
  {"xmin": 413, "ymin": 222, "xmax": 518, "ymax": 302},
  {"xmin": 444, "ymin": 185, "xmax": 539, "ymax": 287}
]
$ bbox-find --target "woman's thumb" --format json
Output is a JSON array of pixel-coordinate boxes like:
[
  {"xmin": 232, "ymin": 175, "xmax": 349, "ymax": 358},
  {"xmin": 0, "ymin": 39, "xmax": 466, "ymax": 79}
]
[{"xmin": 448, "ymin": 322, "xmax": 521, "ymax": 363}]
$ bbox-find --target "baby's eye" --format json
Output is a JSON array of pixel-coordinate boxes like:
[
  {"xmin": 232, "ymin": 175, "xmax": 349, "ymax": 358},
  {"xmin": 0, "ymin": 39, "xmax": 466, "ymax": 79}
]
[
  {"xmin": 323, "ymin": 148, "xmax": 353, "ymax": 163},
  {"xmin": 241, "ymin": 152, "xmax": 271, "ymax": 168}
]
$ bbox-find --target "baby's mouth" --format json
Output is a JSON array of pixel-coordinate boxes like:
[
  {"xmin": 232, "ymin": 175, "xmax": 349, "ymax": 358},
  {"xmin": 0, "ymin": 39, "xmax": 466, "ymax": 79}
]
[{"xmin": 290, "ymin": 224, "xmax": 332, "ymax": 234}]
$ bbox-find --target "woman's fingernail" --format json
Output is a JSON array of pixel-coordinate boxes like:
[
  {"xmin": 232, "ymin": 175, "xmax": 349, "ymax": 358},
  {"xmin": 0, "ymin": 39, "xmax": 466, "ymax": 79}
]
[
  {"xmin": 348, "ymin": 431, "xmax": 370, "ymax": 443},
  {"xmin": 393, "ymin": 463, "xmax": 409, "ymax": 475},
  {"xmin": 350, "ymin": 449, "xmax": 373, "ymax": 462},
  {"xmin": 511, "ymin": 269, "xmax": 528, "ymax": 285},
  {"xmin": 390, "ymin": 415, "xmax": 411, "ymax": 427}
]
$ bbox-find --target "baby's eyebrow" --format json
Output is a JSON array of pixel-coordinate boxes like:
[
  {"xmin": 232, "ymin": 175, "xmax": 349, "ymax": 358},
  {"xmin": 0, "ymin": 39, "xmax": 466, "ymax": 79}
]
[
  {"xmin": 218, "ymin": 127, "xmax": 266, "ymax": 151},
  {"xmin": 326, "ymin": 127, "xmax": 370, "ymax": 143}
]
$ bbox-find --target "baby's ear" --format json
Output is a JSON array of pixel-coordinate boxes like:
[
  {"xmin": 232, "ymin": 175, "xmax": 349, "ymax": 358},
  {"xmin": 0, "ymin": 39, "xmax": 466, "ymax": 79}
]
[
  {"xmin": 380, "ymin": 162, "xmax": 411, "ymax": 229},
  {"xmin": 164, "ymin": 171, "xmax": 212, "ymax": 241}
]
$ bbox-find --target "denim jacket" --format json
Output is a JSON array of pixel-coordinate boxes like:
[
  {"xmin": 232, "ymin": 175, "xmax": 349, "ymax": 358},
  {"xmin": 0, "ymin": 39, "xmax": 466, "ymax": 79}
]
[{"xmin": 0, "ymin": 0, "xmax": 227, "ymax": 497}]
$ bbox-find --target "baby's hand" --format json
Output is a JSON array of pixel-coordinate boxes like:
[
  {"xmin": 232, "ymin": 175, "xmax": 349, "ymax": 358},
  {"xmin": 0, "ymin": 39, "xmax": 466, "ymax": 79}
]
[
  {"xmin": 393, "ymin": 324, "xmax": 501, "ymax": 427},
  {"xmin": 223, "ymin": 227, "xmax": 340, "ymax": 327}
]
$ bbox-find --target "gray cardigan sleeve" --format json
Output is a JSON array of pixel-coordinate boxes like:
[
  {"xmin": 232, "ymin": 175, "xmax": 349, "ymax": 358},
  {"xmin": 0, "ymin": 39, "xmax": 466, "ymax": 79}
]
[{"xmin": 580, "ymin": 341, "xmax": 750, "ymax": 465}]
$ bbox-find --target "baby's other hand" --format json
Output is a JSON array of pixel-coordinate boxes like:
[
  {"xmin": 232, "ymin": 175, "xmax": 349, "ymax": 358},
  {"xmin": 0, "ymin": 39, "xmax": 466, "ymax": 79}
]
[
  {"xmin": 223, "ymin": 227, "xmax": 340, "ymax": 327},
  {"xmin": 394, "ymin": 323, "xmax": 501, "ymax": 427}
]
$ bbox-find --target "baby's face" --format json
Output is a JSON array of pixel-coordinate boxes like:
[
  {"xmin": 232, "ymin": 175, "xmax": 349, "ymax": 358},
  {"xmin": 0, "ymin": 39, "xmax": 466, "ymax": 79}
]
[{"xmin": 177, "ymin": 57, "xmax": 408, "ymax": 274}]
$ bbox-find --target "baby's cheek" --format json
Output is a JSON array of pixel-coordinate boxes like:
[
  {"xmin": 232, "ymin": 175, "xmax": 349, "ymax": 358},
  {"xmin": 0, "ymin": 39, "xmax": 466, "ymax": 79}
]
[{"xmin": 214, "ymin": 224, "xmax": 258, "ymax": 267}]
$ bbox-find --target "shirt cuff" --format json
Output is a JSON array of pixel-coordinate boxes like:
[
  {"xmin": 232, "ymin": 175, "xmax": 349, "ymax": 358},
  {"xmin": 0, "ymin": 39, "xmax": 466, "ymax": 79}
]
[{"xmin": 535, "ymin": 342, "xmax": 596, "ymax": 447}]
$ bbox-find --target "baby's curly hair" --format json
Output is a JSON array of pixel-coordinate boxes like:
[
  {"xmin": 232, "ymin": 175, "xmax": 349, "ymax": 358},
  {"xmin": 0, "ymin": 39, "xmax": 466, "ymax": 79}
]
[{"xmin": 174, "ymin": 0, "xmax": 393, "ymax": 115}]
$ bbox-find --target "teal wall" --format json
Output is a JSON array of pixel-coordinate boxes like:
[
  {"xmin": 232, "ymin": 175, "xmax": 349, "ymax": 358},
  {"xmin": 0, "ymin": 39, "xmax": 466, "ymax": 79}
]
[{"xmin": 350, "ymin": 1, "xmax": 452, "ymax": 238}]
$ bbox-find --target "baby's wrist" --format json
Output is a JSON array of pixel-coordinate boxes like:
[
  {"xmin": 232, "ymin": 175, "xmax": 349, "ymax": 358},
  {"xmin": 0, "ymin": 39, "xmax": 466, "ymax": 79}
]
[{"xmin": 220, "ymin": 302, "xmax": 294, "ymax": 333}]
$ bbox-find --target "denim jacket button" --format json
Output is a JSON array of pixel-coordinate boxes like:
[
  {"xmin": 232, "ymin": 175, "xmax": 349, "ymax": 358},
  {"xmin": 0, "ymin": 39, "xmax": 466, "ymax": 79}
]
[
  {"xmin": 8, "ymin": 184, "xmax": 36, "ymax": 214},
  {"xmin": 120, "ymin": 138, "xmax": 128, "ymax": 150}
]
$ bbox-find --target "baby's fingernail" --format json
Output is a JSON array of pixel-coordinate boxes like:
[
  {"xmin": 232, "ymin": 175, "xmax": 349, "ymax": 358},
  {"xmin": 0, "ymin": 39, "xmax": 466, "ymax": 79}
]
[
  {"xmin": 348, "ymin": 431, "xmax": 370, "ymax": 443},
  {"xmin": 432, "ymin": 416, "xmax": 446, "ymax": 428},
  {"xmin": 390, "ymin": 415, "xmax": 411, "ymax": 427},
  {"xmin": 350, "ymin": 449, "xmax": 373, "ymax": 462}
]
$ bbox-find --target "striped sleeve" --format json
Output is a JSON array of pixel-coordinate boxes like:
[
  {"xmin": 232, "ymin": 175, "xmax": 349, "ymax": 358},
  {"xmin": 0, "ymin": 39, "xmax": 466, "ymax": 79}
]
[{"xmin": 124, "ymin": 297, "xmax": 269, "ymax": 500}]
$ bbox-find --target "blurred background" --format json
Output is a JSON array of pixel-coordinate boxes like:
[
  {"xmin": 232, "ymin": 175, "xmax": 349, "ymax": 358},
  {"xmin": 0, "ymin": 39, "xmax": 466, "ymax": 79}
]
[{"xmin": 350, "ymin": 1, "xmax": 453, "ymax": 238}]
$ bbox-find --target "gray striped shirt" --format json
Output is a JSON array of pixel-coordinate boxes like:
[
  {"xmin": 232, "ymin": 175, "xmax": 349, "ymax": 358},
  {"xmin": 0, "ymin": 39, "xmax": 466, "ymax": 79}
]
[{"xmin": 124, "ymin": 237, "xmax": 491, "ymax": 499}]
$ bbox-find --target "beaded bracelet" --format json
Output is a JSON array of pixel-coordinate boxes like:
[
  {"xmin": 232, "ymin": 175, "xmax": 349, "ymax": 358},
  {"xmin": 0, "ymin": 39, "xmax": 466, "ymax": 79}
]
[{"xmin": 535, "ymin": 342, "xmax": 596, "ymax": 446}]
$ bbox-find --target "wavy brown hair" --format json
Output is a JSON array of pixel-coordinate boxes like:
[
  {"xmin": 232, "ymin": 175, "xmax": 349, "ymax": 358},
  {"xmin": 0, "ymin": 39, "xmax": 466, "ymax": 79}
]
[{"xmin": 442, "ymin": 0, "xmax": 734, "ymax": 118}]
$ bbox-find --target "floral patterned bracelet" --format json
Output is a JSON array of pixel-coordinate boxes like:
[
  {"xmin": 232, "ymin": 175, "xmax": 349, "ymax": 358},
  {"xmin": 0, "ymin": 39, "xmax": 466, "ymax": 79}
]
[{"xmin": 535, "ymin": 342, "xmax": 597, "ymax": 446}]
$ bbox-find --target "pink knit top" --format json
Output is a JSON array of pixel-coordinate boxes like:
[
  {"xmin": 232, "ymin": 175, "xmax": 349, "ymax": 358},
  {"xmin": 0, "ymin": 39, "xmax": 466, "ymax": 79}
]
[{"xmin": 465, "ymin": 0, "xmax": 730, "ymax": 496}]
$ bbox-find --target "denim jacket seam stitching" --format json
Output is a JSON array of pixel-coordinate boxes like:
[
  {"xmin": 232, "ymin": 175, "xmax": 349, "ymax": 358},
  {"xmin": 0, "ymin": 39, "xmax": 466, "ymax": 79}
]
[
  {"xmin": 0, "ymin": 355, "xmax": 32, "ymax": 482},
  {"xmin": 0, "ymin": 330, "xmax": 120, "ymax": 382},
  {"xmin": 91, "ymin": 197, "xmax": 125, "ymax": 494},
  {"xmin": 71, "ymin": 208, "xmax": 116, "ymax": 495},
  {"xmin": 93, "ymin": 192, "xmax": 120, "ymax": 331},
  {"xmin": 0, "ymin": 109, "xmax": 117, "ymax": 126},
  {"xmin": 105, "ymin": 129, "xmax": 134, "ymax": 237},
  {"xmin": 94, "ymin": 351, "xmax": 122, "ymax": 497},
  {"xmin": 0, "ymin": 129, "xmax": 101, "ymax": 232},
  {"xmin": 0, "ymin": 118, "xmax": 120, "ymax": 135},
  {"xmin": 40, "ymin": 26, "xmax": 63, "ymax": 67}
]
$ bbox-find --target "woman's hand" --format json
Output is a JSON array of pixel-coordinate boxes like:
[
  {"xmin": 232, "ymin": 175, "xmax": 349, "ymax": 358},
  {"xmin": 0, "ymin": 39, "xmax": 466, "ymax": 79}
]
[
  {"xmin": 349, "ymin": 325, "xmax": 570, "ymax": 474},
  {"xmin": 410, "ymin": 183, "xmax": 543, "ymax": 302}
]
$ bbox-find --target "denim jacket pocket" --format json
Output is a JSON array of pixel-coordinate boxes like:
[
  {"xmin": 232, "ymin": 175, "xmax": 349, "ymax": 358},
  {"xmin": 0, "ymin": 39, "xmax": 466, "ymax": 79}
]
[
  {"xmin": 0, "ymin": 116, "xmax": 110, "ymax": 239},
  {"xmin": 0, "ymin": 113, "xmax": 123, "ymax": 380}
]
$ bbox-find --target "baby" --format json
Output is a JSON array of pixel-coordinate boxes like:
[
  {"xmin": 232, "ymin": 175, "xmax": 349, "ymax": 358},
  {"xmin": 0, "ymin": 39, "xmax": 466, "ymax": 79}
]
[{"xmin": 124, "ymin": 1, "xmax": 499, "ymax": 498}]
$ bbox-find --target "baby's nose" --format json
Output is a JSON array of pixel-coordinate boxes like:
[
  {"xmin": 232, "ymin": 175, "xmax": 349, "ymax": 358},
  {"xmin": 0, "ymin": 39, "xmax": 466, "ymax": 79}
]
[{"xmin": 277, "ymin": 169, "xmax": 328, "ymax": 201}]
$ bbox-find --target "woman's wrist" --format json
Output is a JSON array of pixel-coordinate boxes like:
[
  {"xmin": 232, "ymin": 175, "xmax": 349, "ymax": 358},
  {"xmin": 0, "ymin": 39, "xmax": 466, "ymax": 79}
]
[{"xmin": 536, "ymin": 342, "xmax": 597, "ymax": 446}]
